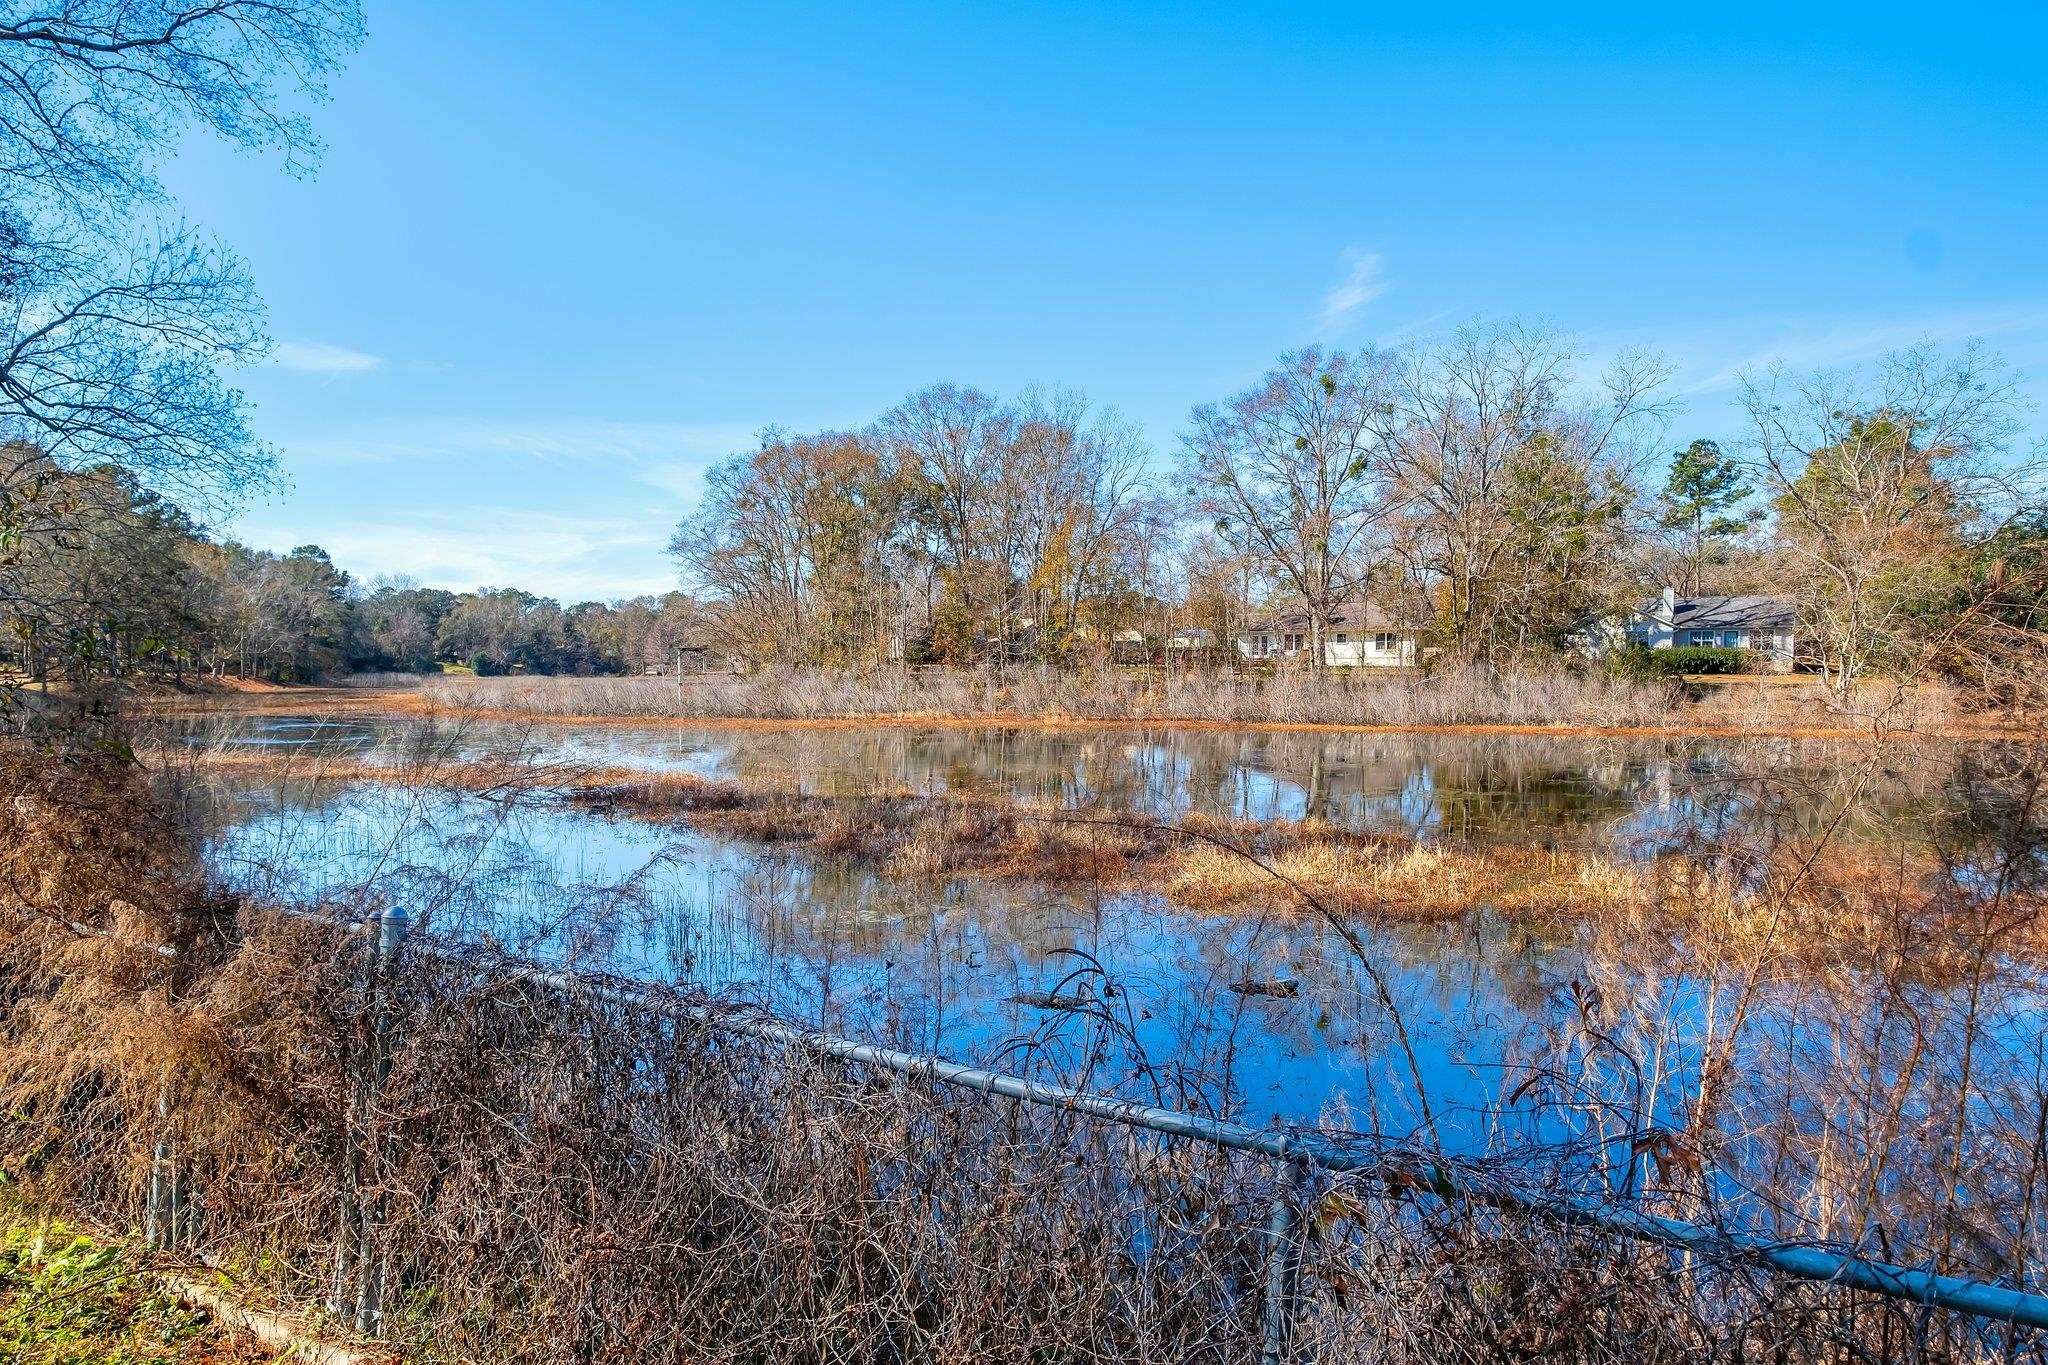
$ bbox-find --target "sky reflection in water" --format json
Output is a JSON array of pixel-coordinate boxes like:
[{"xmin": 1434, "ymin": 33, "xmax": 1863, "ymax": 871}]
[{"xmin": 188, "ymin": 713, "xmax": 1990, "ymax": 1145}]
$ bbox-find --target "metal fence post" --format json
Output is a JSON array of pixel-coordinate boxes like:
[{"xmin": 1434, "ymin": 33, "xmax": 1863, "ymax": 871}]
[
  {"xmin": 330, "ymin": 953, "xmax": 365, "ymax": 1319},
  {"xmin": 145, "ymin": 1085, "xmax": 172, "ymax": 1251},
  {"xmin": 355, "ymin": 905, "xmax": 408, "ymax": 1338},
  {"xmin": 1260, "ymin": 1157, "xmax": 1313, "ymax": 1365},
  {"xmin": 332, "ymin": 907, "xmax": 407, "ymax": 1335}
]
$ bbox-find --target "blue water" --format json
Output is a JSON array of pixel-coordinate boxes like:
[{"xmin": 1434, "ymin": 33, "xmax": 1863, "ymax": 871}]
[
  {"xmin": 186, "ymin": 711, "xmax": 2037, "ymax": 1194},
  {"xmin": 207, "ymin": 774, "xmax": 1705, "ymax": 1145}
]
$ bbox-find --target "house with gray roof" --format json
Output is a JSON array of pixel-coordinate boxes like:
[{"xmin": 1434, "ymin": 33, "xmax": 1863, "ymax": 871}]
[
  {"xmin": 1619, "ymin": 587, "xmax": 1800, "ymax": 667},
  {"xmin": 1236, "ymin": 600, "xmax": 1422, "ymax": 668}
]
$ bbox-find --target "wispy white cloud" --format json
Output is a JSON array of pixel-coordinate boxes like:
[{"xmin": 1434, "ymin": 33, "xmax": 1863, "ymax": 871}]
[
  {"xmin": 239, "ymin": 415, "xmax": 789, "ymax": 598},
  {"xmin": 461, "ymin": 419, "xmax": 757, "ymax": 465},
  {"xmin": 1377, "ymin": 307, "xmax": 1460, "ymax": 347},
  {"xmin": 280, "ymin": 418, "xmax": 757, "ymax": 480},
  {"xmin": 234, "ymin": 507, "xmax": 677, "ymax": 602},
  {"xmin": 634, "ymin": 457, "xmax": 725, "ymax": 501},
  {"xmin": 1584, "ymin": 303, "xmax": 2048, "ymax": 400},
  {"xmin": 1684, "ymin": 307, "xmax": 2048, "ymax": 396},
  {"xmin": 273, "ymin": 340, "xmax": 384, "ymax": 374},
  {"xmin": 1314, "ymin": 249, "xmax": 1389, "ymax": 335}
]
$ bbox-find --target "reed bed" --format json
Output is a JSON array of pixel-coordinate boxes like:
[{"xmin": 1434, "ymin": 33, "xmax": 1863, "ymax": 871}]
[
  {"xmin": 331, "ymin": 670, "xmax": 426, "ymax": 689},
  {"xmin": 411, "ymin": 665, "xmax": 1693, "ymax": 729}
]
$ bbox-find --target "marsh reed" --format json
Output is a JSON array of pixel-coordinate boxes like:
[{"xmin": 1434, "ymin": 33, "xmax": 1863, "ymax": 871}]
[{"xmin": 413, "ymin": 664, "xmax": 1691, "ymax": 729}]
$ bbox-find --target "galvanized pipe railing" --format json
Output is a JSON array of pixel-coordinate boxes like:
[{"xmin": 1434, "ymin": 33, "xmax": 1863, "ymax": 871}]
[
  {"xmin": 478, "ymin": 945, "xmax": 2048, "ymax": 1337},
  {"xmin": 67, "ymin": 903, "xmax": 2048, "ymax": 1344}
]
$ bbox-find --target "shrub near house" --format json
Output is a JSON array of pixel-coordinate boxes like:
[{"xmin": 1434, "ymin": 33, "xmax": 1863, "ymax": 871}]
[{"xmin": 1613, "ymin": 644, "xmax": 1749, "ymax": 677}]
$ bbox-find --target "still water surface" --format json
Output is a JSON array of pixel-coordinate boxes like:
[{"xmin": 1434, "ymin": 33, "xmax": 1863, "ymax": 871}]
[{"xmin": 177, "ymin": 711, "xmax": 2022, "ymax": 1148}]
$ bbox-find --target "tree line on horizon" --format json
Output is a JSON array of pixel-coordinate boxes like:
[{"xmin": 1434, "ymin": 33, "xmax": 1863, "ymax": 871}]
[
  {"xmin": 7, "ymin": 325, "xmax": 2048, "ymax": 701},
  {"xmin": 0, "ymin": 445, "xmax": 704, "ymax": 686},
  {"xmin": 669, "ymin": 324, "xmax": 2048, "ymax": 698}
]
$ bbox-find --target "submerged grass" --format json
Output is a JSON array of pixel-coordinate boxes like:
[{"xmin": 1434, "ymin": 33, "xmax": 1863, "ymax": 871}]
[
  {"xmin": 155, "ymin": 745, "xmax": 1617, "ymax": 921},
  {"xmin": 152, "ymin": 742, "xmax": 2044, "ymax": 970}
]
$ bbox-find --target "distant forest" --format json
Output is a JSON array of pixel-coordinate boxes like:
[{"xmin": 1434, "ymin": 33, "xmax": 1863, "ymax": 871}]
[{"xmin": 1, "ymin": 445, "xmax": 699, "ymax": 683}]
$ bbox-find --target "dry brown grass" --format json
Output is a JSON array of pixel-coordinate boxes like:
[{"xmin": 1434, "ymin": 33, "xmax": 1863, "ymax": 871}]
[
  {"xmin": 1164, "ymin": 841, "xmax": 1653, "ymax": 920},
  {"xmin": 13, "ymin": 737, "xmax": 2048, "ymax": 1360},
  {"xmin": 155, "ymin": 664, "xmax": 2029, "ymax": 742}
]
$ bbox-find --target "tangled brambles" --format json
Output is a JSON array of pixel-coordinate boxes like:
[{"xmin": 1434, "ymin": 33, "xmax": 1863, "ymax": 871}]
[{"xmin": 5, "ymin": 739, "xmax": 2046, "ymax": 1360}]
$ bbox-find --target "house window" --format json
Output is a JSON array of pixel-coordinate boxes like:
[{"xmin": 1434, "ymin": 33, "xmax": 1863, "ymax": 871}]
[
  {"xmin": 1721, "ymin": 629, "xmax": 1741, "ymax": 648},
  {"xmin": 1684, "ymin": 629, "xmax": 1717, "ymax": 647},
  {"xmin": 1334, "ymin": 632, "xmax": 1348, "ymax": 643},
  {"xmin": 1373, "ymin": 632, "xmax": 1398, "ymax": 652}
]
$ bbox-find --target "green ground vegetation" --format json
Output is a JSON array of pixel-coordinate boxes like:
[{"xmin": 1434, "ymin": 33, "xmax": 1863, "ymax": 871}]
[{"xmin": 0, "ymin": 1198, "xmax": 266, "ymax": 1364}]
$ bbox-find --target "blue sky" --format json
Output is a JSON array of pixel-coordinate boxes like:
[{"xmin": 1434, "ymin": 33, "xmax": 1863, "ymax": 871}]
[{"xmin": 167, "ymin": 1, "xmax": 2048, "ymax": 602}]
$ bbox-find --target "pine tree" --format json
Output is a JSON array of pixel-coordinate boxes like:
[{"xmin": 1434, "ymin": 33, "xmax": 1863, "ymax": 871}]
[{"xmin": 1657, "ymin": 439, "xmax": 1754, "ymax": 593}]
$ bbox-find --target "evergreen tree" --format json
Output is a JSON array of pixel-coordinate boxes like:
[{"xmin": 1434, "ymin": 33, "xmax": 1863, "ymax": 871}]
[{"xmin": 1657, "ymin": 439, "xmax": 1755, "ymax": 593}]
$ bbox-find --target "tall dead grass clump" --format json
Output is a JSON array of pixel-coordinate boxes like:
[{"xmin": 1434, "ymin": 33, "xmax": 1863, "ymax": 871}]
[
  {"xmin": 413, "ymin": 665, "xmax": 1694, "ymax": 729},
  {"xmin": 1163, "ymin": 840, "xmax": 1653, "ymax": 920}
]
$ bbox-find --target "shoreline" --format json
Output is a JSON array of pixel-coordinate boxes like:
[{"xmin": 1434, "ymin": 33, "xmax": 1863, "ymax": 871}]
[{"xmin": 140, "ymin": 684, "xmax": 2026, "ymax": 744}]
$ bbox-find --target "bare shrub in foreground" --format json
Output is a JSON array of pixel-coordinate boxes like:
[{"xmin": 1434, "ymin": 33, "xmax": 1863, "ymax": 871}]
[
  {"xmin": 0, "ymin": 903, "xmax": 2012, "ymax": 1363},
  {"xmin": 7, "ymin": 740, "xmax": 2048, "ymax": 1361}
]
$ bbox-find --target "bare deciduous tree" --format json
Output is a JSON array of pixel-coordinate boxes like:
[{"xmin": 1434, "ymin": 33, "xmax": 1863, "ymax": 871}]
[
  {"xmin": 1, "ymin": 1, "xmax": 362, "ymax": 716},
  {"xmin": 1743, "ymin": 342, "xmax": 2041, "ymax": 705},
  {"xmin": 1008, "ymin": 388, "xmax": 1155, "ymax": 659},
  {"xmin": 672, "ymin": 430, "xmax": 903, "ymax": 665},
  {"xmin": 1180, "ymin": 348, "xmax": 1393, "ymax": 672},
  {"xmin": 1375, "ymin": 323, "xmax": 1670, "ymax": 663}
]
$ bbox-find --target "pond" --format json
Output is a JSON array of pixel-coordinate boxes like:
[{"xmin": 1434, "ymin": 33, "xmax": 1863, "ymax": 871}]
[
  {"xmin": 167, "ymin": 708, "xmax": 2048, "ymax": 1237},
  {"xmin": 173, "ymin": 708, "xmax": 1920, "ymax": 842}
]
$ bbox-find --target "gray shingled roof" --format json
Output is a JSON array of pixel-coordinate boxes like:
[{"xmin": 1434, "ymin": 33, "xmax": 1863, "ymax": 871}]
[
  {"xmin": 1646, "ymin": 595, "xmax": 1797, "ymax": 630},
  {"xmin": 1245, "ymin": 600, "xmax": 1411, "ymax": 633}
]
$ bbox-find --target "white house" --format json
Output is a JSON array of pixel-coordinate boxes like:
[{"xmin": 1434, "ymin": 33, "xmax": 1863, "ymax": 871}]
[
  {"xmin": 1238, "ymin": 601, "xmax": 1421, "ymax": 668},
  {"xmin": 1617, "ymin": 587, "xmax": 1799, "ymax": 667}
]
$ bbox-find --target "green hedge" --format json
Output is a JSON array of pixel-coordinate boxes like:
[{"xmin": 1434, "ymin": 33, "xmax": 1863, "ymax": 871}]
[{"xmin": 1611, "ymin": 644, "xmax": 1749, "ymax": 677}]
